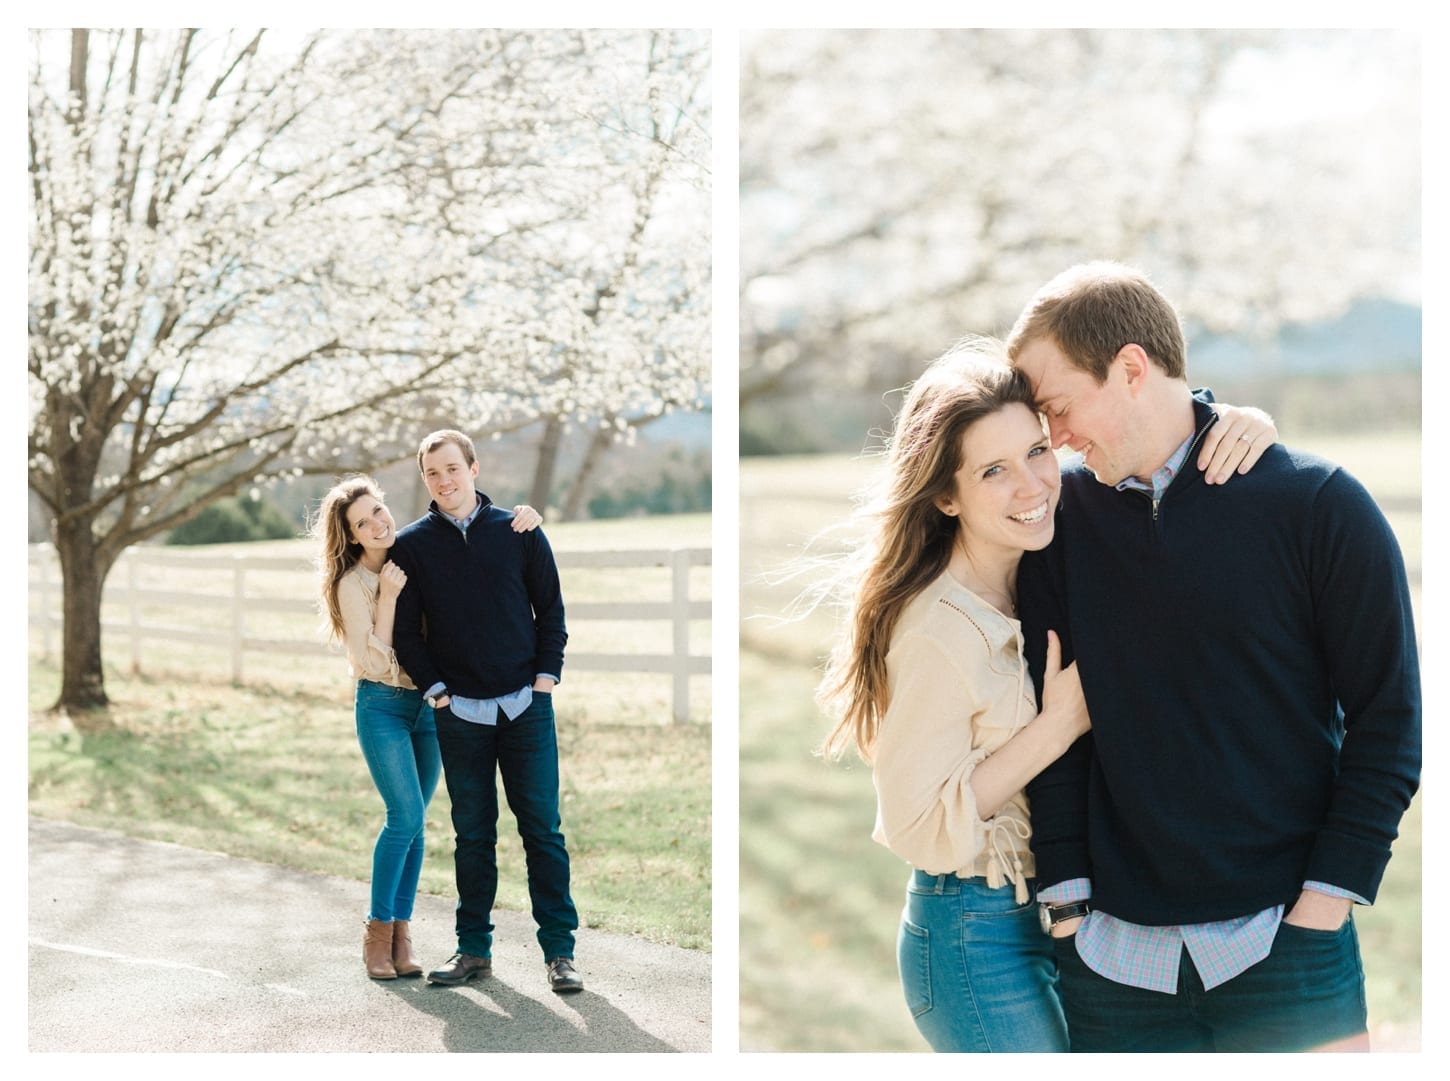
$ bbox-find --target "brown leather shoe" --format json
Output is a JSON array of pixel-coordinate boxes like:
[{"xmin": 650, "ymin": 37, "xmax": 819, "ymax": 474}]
[
  {"xmin": 426, "ymin": 952, "xmax": 491, "ymax": 986},
  {"xmin": 390, "ymin": 919, "xmax": 423, "ymax": 977},
  {"xmin": 546, "ymin": 956, "xmax": 584, "ymax": 993},
  {"xmin": 363, "ymin": 919, "xmax": 397, "ymax": 980}
]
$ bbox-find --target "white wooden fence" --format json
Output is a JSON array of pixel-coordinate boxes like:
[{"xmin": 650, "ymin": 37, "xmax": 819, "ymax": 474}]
[{"xmin": 28, "ymin": 544, "xmax": 711, "ymax": 723}]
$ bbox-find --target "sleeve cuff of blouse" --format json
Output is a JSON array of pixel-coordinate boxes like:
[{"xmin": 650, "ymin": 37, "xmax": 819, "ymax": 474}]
[{"xmin": 365, "ymin": 634, "xmax": 400, "ymax": 682}]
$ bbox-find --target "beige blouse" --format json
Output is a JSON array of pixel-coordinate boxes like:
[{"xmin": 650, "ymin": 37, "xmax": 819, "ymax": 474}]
[
  {"xmin": 336, "ymin": 563, "xmax": 415, "ymax": 689},
  {"xmin": 870, "ymin": 568, "xmax": 1038, "ymax": 896}
]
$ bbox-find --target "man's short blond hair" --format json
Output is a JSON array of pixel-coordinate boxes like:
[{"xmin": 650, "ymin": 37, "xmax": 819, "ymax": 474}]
[
  {"xmin": 1006, "ymin": 261, "xmax": 1187, "ymax": 382},
  {"xmin": 416, "ymin": 429, "xmax": 477, "ymax": 473}
]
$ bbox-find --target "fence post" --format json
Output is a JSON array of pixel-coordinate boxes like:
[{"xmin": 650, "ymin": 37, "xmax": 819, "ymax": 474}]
[
  {"xmin": 671, "ymin": 548, "xmax": 690, "ymax": 724},
  {"xmin": 233, "ymin": 559, "xmax": 246, "ymax": 682},
  {"xmin": 127, "ymin": 550, "xmax": 142, "ymax": 673}
]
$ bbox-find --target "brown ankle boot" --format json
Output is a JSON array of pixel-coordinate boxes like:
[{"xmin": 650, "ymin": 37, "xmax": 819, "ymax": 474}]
[
  {"xmin": 364, "ymin": 918, "xmax": 397, "ymax": 979},
  {"xmin": 390, "ymin": 919, "xmax": 423, "ymax": 977}
]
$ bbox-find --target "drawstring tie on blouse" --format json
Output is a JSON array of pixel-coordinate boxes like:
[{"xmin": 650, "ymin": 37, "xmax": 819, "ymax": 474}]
[{"xmin": 984, "ymin": 814, "xmax": 1032, "ymax": 903}]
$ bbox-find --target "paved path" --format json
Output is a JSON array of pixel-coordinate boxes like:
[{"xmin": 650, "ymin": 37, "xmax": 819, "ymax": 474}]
[{"xmin": 28, "ymin": 818, "xmax": 711, "ymax": 1052}]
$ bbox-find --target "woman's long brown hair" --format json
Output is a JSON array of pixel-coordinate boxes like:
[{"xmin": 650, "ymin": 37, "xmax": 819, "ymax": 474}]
[
  {"xmin": 817, "ymin": 339, "xmax": 1037, "ymax": 761},
  {"xmin": 309, "ymin": 475, "xmax": 387, "ymax": 641}
]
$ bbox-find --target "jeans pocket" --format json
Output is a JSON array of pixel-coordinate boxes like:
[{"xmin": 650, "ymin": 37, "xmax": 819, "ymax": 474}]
[
  {"xmin": 1276, "ymin": 916, "xmax": 1353, "ymax": 947},
  {"xmin": 897, "ymin": 916, "xmax": 932, "ymax": 1018},
  {"xmin": 1287, "ymin": 915, "xmax": 1351, "ymax": 938}
]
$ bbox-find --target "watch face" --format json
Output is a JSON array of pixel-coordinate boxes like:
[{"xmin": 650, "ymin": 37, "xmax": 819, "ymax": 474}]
[{"xmin": 1039, "ymin": 905, "xmax": 1052, "ymax": 934}]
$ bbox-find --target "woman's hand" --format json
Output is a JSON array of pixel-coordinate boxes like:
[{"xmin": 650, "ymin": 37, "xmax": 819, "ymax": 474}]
[
  {"xmin": 1040, "ymin": 630, "xmax": 1090, "ymax": 747},
  {"xmin": 378, "ymin": 560, "xmax": 407, "ymax": 600},
  {"xmin": 511, "ymin": 505, "xmax": 542, "ymax": 532},
  {"xmin": 1199, "ymin": 405, "xmax": 1278, "ymax": 484}
]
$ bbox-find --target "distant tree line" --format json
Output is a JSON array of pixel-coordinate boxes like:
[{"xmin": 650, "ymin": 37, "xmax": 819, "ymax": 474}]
[
  {"xmin": 164, "ymin": 494, "xmax": 298, "ymax": 546},
  {"xmin": 588, "ymin": 471, "xmax": 711, "ymax": 520}
]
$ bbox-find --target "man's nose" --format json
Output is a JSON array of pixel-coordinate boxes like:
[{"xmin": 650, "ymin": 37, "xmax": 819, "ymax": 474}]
[{"xmin": 1046, "ymin": 417, "xmax": 1071, "ymax": 449}]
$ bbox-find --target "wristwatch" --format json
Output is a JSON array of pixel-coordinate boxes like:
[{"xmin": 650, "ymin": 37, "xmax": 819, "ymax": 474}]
[
  {"xmin": 426, "ymin": 689, "xmax": 448, "ymax": 708},
  {"xmin": 1039, "ymin": 900, "xmax": 1091, "ymax": 935}
]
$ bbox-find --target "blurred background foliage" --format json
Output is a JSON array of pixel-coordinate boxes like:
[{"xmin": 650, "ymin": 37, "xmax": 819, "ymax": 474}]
[{"xmin": 740, "ymin": 28, "xmax": 1419, "ymax": 454}]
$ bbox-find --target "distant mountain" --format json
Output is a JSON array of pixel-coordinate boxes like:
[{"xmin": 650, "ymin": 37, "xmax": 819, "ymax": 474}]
[
  {"xmin": 639, "ymin": 408, "xmax": 711, "ymax": 448},
  {"xmin": 1188, "ymin": 297, "xmax": 1421, "ymax": 378}
]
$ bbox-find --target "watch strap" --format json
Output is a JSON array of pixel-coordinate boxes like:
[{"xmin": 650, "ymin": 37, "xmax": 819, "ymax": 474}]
[{"xmin": 1040, "ymin": 900, "xmax": 1091, "ymax": 932}]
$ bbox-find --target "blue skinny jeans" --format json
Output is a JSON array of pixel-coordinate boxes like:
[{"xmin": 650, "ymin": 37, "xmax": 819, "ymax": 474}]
[
  {"xmin": 354, "ymin": 680, "xmax": 442, "ymax": 922},
  {"xmin": 898, "ymin": 869, "xmax": 1068, "ymax": 1052}
]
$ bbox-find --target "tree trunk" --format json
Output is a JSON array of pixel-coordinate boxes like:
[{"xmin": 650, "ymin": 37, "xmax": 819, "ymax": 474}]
[
  {"xmin": 53, "ymin": 518, "xmax": 113, "ymax": 711},
  {"xmin": 561, "ymin": 423, "xmax": 615, "ymax": 521},
  {"xmin": 529, "ymin": 416, "xmax": 565, "ymax": 513}
]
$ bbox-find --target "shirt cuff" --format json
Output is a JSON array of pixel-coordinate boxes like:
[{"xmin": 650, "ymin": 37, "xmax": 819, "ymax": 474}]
[
  {"xmin": 536, "ymin": 673, "xmax": 560, "ymax": 684},
  {"xmin": 424, "ymin": 682, "xmax": 446, "ymax": 698},
  {"xmin": 1036, "ymin": 877, "xmax": 1092, "ymax": 904},
  {"xmin": 1303, "ymin": 880, "xmax": 1370, "ymax": 905}
]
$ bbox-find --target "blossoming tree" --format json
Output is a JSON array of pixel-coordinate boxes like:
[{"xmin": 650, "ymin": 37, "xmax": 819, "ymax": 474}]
[{"xmin": 29, "ymin": 28, "xmax": 710, "ymax": 710}]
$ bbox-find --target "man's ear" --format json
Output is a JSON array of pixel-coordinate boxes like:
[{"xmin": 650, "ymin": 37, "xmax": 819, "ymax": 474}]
[{"xmin": 1116, "ymin": 343, "xmax": 1151, "ymax": 398}]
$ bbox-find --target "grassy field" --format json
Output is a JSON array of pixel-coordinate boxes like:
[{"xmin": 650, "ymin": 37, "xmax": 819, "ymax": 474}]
[
  {"xmin": 27, "ymin": 513, "xmax": 712, "ymax": 951},
  {"xmin": 740, "ymin": 430, "xmax": 1423, "ymax": 1051}
]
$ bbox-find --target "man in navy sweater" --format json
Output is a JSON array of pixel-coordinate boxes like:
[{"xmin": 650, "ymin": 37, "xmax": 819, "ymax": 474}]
[
  {"xmin": 390, "ymin": 429, "xmax": 582, "ymax": 994},
  {"xmin": 1007, "ymin": 263, "xmax": 1420, "ymax": 1052}
]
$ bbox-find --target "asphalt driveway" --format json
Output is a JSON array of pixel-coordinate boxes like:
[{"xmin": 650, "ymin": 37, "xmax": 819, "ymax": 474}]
[{"xmin": 28, "ymin": 817, "xmax": 711, "ymax": 1052}]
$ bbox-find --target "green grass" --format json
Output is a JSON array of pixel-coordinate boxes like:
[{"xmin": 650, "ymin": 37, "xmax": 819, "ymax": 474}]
[
  {"xmin": 740, "ymin": 435, "xmax": 1422, "ymax": 1051},
  {"xmin": 28, "ymin": 657, "xmax": 711, "ymax": 951},
  {"xmin": 27, "ymin": 512, "xmax": 712, "ymax": 950}
]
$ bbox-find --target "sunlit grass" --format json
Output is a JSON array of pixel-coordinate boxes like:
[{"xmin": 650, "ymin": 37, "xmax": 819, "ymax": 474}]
[{"xmin": 27, "ymin": 657, "xmax": 711, "ymax": 951}]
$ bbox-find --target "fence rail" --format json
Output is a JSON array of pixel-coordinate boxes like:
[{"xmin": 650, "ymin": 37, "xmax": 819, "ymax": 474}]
[{"xmin": 29, "ymin": 544, "xmax": 711, "ymax": 723}]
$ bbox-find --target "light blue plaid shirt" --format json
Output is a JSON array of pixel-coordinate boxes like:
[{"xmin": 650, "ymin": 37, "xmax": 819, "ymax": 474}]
[
  {"xmin": 421, "ymin": 493, "xmax": 559, "ymax": 726},
  {"xmin": 1042, "ymin": 429, "xmax": 1366, "ymax": 993}
]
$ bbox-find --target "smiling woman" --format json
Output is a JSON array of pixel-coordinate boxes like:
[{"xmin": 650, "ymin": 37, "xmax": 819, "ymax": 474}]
[
  {"xmin": 815, "ymin": 338, "xmax": 1090, "ymax": 1052},
  {"xmin": 938, "ymin": 403, "xmax": 1061, "ymax": 602}
]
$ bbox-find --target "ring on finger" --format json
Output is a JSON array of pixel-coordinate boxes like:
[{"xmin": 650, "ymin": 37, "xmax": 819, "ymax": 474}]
[{"xmin": 1239, "ymin": 433, "xmax": 1252, "ymax": 443}]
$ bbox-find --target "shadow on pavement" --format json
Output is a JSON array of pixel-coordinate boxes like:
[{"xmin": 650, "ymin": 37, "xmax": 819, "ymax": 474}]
[{"xmin": 380, "ymin": 979, "xmax": 678, "ymax": 1052}]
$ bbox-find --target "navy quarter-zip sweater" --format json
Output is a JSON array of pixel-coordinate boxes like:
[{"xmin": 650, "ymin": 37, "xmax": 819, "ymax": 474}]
[
  {"xmin": 1020, "ymin": 399, "xmax": 1420, "ymax": 926},
  {"xmin": 390, "ymin": 492, "xmax": 567, "ymax": 700}
]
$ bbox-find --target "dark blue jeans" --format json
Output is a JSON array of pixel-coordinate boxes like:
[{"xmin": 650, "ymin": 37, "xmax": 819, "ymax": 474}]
[
  {"xmin": 1053, "ymin": 917, "xmax": 1368, "ymax": 1052},
  {"xmin": 434, "ymin": 692, "xmax": 578, "ymax": 960}
]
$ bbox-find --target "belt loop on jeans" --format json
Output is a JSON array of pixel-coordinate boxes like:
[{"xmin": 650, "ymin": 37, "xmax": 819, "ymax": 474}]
[{"xmin": 910, "ymin": 867, "xmax": 959, "ymax": 894}]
